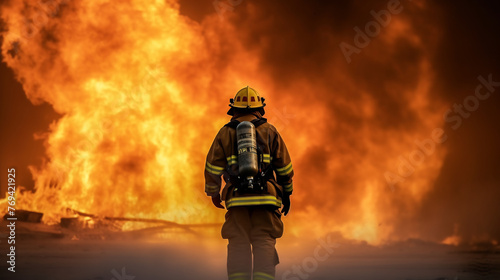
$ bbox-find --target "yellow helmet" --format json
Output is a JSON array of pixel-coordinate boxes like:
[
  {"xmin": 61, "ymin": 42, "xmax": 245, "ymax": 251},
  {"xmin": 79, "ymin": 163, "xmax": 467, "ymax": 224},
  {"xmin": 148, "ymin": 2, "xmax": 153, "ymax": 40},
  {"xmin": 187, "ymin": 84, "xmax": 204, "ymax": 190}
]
[{"xmin": 229, "ymin": 86, "xmax": 266, "ymax": 109}]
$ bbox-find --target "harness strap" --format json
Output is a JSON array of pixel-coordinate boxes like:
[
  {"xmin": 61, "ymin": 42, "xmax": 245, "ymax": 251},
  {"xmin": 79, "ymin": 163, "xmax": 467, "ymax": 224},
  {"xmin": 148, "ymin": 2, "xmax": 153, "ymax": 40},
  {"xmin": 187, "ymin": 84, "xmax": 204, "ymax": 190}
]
[
  {"xmin": 224, "ymin": 118, "xmax": 271, "ymax": 194},
  {"xmin": 224, "ymin": 118, "xmax": 267, "ymax": 129}
]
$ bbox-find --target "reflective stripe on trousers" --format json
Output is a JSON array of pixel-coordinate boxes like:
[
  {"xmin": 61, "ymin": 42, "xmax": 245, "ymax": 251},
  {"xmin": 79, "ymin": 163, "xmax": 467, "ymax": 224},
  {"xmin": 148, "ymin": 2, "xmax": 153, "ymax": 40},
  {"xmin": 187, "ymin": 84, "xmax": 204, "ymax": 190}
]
[
  {"xmin": 229, "ymin": 272, "xmax": 251, "ymax": 280},
  {"xmin": 254, "ymin": 272, "xmax": 275, "ymax": 280}
]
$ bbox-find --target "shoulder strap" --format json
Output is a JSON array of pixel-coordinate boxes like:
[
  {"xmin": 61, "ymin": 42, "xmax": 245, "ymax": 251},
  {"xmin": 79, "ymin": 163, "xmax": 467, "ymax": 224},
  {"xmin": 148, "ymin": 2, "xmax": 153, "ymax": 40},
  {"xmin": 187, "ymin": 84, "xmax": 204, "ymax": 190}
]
[
  {"xmin": 224, "ymin": 120, "xmax": 240, "ymax": 129},
  {"xmin": 224, "ymin": 118, "xmax": 267, "ymax": 129},
  {"xmin": 251, "ymin": 118, "xmax": 267, "ymax": 128}
]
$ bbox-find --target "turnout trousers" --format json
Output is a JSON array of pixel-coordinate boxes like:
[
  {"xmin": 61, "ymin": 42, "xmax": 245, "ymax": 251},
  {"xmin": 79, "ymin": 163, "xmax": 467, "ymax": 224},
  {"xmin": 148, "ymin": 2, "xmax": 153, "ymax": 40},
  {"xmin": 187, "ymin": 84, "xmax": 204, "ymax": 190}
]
[{"xmin": 221, "ymin": 206, "xmax": 284, "ymax": 280}]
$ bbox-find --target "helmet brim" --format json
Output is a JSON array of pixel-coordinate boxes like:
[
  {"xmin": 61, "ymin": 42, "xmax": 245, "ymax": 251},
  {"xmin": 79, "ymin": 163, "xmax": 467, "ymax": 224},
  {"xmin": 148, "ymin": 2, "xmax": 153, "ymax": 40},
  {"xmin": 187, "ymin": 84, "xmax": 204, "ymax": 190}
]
[
  {"xmin": 227, "ymin": 107, "xmax": 266, "ymax": 116},
  {"xmin": 229, "ymin": 103, "xmax": 266, "ymax": 109}
]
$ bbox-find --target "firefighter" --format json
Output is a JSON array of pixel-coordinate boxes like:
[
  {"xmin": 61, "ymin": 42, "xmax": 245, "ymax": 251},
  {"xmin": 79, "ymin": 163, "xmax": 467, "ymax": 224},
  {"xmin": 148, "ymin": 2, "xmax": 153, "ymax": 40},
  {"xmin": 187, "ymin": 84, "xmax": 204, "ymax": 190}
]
[{"xmin": 205, "ymin": 86, "xmax": 294, "ymax": 280}]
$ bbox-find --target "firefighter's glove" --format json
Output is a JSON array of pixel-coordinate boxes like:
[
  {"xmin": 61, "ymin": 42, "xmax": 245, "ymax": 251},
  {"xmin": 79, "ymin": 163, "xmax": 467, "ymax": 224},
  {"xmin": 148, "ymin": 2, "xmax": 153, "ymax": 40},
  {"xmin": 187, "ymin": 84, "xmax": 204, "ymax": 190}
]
[
  {"xmin": 281, "ymin": 194, "xmax": 291, "ymax": 216},
  {"xmin": 211, "ymin": 194, "xmax": 225, "ymax": 209}
]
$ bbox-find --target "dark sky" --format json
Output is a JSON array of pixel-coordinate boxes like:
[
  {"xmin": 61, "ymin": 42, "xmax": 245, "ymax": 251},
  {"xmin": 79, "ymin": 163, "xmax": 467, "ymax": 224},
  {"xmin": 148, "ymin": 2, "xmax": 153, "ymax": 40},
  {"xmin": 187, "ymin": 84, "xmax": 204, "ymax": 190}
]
[{"xmin": 1, "ymin": 0, "xmax": 500, "ymax": 243}]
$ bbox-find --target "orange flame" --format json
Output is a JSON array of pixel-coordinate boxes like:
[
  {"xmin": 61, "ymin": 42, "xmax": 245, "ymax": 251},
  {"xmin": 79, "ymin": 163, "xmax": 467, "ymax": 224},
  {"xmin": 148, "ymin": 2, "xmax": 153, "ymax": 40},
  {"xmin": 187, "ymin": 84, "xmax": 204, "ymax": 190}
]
[{"xmin": 1, "ymin": 0, "xmax": 449, "ymax": 244}]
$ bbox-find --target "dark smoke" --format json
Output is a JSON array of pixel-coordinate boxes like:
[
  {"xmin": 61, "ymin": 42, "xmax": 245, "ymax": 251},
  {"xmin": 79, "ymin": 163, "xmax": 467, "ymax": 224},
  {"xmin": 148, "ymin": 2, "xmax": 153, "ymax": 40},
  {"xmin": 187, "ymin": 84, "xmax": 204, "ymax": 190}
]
[{"xmin": 181, "ymin": 0, "xmax": 500, "ymax": 243}]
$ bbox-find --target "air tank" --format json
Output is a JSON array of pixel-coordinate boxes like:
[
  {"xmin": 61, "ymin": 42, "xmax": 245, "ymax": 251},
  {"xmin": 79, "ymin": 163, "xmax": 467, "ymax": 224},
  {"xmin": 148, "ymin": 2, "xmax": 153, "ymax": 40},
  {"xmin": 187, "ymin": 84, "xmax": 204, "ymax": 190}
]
[{"xmin": 236, "ymin": 121, "xmax": 259, "ymax": 182}]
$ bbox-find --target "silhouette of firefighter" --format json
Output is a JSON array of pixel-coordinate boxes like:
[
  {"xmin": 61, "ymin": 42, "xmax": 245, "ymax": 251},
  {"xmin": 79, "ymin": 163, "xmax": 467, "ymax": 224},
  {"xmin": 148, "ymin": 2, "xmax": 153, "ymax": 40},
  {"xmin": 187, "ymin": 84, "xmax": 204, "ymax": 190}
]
[{"xmin": 205, "ymin": 86, "xmax": 294, "ymax": 280}]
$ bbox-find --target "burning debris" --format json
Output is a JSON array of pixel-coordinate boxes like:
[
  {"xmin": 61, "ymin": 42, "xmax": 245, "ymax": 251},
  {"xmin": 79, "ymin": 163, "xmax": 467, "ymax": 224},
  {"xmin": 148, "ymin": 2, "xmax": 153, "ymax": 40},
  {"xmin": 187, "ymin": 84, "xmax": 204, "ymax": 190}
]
[
  {"xmin": 2, "ymin": 208, "xmax": 220, "ymax": 240},
  {"xmin": 3, "ymin": 210, "xmax": 43, "ymax": 223}
]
